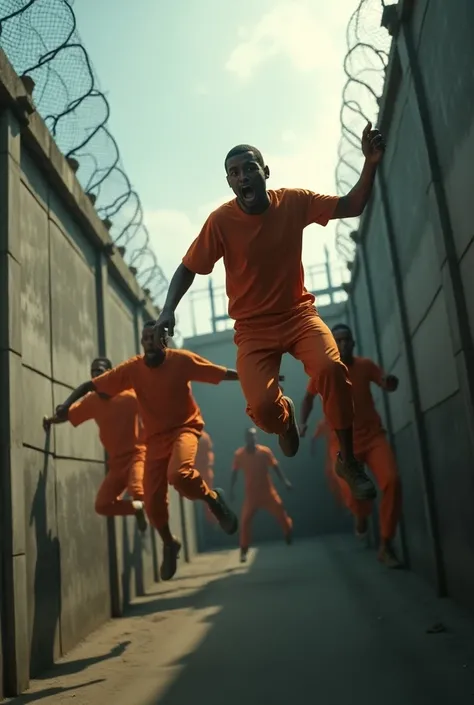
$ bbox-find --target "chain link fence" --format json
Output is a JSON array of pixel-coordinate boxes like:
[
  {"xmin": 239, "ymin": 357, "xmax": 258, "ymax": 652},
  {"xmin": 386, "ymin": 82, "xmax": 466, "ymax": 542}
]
[
  {"xmin": 0, "ymin": 0, "xmax": 168, "ymax": 304},
  {"xmin": 335, "ymin": 0, "xmax": 393, "ymax": 262}
]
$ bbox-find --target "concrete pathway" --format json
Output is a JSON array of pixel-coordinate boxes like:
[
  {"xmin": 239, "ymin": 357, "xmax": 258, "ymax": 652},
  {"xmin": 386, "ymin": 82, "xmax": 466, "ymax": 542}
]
[{"xmin": 8, "ymin": 536, "xmax": 474, "ymax": 705}]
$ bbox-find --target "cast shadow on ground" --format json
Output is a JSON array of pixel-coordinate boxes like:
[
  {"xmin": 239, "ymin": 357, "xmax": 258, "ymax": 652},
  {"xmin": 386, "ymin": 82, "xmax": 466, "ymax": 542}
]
[
  {"xmin": 128, "ymin": 566, "xmax": 245, "ymax": 617},
  {"xmin": 165, "ymin": 565, "xmax": 242, "ymax": 585},
  {"xmin": 35, "ymin": 640, "xmax": 132, "ymax": 680},
  {"xmin": 9, "ymin": 679, "xmax": 105, "ymax": 703},
  {"xmin": 138, "ymin": 537, "xmax": 474, "ymax": 705}
]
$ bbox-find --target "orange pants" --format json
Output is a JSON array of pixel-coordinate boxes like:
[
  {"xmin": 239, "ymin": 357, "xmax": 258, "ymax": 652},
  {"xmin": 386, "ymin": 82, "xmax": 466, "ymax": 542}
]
[
  {"xmin": 235, "ymin": 305, "xmax": 353, "ymax": 435},
  {"xmin": 95, "ymin": 449, "xmax": 145, "ymax": 516},
  {"xmin": 329, "ymin": 434, "xmax": 401, "ymax": 540},
  {"xmin": 144, "ymin": 431, "xmax": 212, "ymax": 530},
  {"xmin": 240, "ymin": 492, "xmax": 293, "ymax": 549}
]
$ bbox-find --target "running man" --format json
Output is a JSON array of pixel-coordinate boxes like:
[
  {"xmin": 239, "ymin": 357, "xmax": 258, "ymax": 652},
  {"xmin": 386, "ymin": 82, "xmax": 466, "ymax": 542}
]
[
  {"xmin": 153, "ymin": 122, "xmax": 385, "ymax": 503},
  {"xmin": 51, "ymin": 322, "xmax": 241, "ymax": 581},
  {"xmin": 195, "ymin": 429, "xmax": 216, "ymax": 524},
  {"xmin": 300, "ymin": 323, "xmax": 402, "ymax": 568},
  {"xmin": 231, "ymin": 427, "xmax": 293, "ymax": 563},
  {"xmin": 43, "ymin": 357, "xmax": 148, "ymax": 532}
]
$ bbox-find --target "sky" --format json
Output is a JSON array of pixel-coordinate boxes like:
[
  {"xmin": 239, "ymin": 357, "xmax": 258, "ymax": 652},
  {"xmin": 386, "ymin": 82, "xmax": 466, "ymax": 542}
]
[{"xmin": 72, "ymin": 0, "xmax": 359, "ymax": 340}]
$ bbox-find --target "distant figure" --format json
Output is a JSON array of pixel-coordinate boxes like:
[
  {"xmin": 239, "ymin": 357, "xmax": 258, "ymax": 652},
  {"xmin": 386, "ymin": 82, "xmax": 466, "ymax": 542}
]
[
  {"xmin": 231, "ymin": 427, "xmax": 293, "ymax": 563},
  {"xmin": 43, "ymin": 356, "xmax": 148, "ymax": 533},
  {"xmin": 300, "ymin": 323, "xmax": 402, "ymax": 569},
  {"xmin": 46, "ymin": 322, "xmax": 240, "ymax": 582},
  {"xmin": 195, "ymin": 429, "xmax": 217, "ymax": 524}
]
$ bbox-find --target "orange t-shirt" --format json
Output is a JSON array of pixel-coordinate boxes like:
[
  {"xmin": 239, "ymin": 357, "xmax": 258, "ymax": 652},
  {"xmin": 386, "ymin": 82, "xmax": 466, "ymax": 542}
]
[
  {"xmin": 308, "ymin": 356, "xmax": 384, "ymax": 449},
  {"xmin": 233, "ymin": 444, "xmax": 278, "ymax": 498},
  {"xmin": 68, "ymin": 390, "xmax": 145, "ymax": 460},
  {"xmin": 92, "ymin": 349, "xmax": 226, "ymax": 452},
  {"xmin": 182, "ymin": 188, "xmax": 339, "ymax": 322}
]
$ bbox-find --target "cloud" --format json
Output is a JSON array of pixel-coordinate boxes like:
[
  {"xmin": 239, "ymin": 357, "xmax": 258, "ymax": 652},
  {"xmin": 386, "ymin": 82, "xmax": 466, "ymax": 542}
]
[
  {"xmin": 225, "ymin": 1, "xmax": 343, "ymax": 82},
  {"xmin": 144, "ymin": 208, "xmax": 196, "ymax": 279},
  {"xmin": 194, "ymin": 82, "xmax": 210, "ymax": 96}
]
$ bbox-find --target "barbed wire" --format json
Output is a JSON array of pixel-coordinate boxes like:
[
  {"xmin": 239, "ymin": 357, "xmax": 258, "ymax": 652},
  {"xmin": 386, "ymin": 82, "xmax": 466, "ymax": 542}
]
[
  {"xmin": 0, "ymin": 0, "xmax": 168, "ymax": 304},
  {"xmin": 335, "ymin": 0, "xmax": 393, "ymax": 262}
]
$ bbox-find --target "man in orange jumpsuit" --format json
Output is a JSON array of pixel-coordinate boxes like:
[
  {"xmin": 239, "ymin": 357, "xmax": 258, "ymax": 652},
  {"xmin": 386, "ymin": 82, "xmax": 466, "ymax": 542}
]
[
  {"xmin": 300, "ymin": 324, "xmax": 402, "ymax": 568},
  {"xmin": 51, "ymin": 322, "xmax": 240, "ymax": 581},
  {"xmin": 153, "ymin": 122, "xmax": 385, "ymax": 505},
  {"xmin": 195, "ymin": 429, "xmax": 216, "ymax": 524},
  {"xmin": 231, "ymin": 427, "xmax": 293, "ymax": 563},
  {"xmin": 44, "ymin": 356, "xmax": 148, "ymax": 532}
]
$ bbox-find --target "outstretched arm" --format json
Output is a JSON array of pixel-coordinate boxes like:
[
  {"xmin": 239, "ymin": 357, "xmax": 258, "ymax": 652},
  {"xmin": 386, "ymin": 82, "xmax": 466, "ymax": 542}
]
[
  {"xmin": 367, "ymin": 359, "xmax": 399, "ymax": 393},
  {"xmin": 43, "ymin": 391, "xmax": 96, "ymax": 431},
  {"xmin": 53, "ymin": 381, "xmax": 95, "ymax": 421},
  {"xmin": 272, "ymin": 462, "xmax": 292, "ymax": 491},
  {"xmin": 164, "ymin": 263, "xmax": 196, "ymax": 313},
  {"xmin": 230, "ymin": 469, "xmax": 239, "ymax": 500},
  {"xmin": 381, "ymin": 374, "xmax": 399, "ymax": 392},
  {"xmin": 332, "ymin": 122, "xmax": 385, "ymax": 219},
  {"xmin": 43, "ymin": 413, "xmax": 68, "ymax": 431},
  {"xmin": 183, "ymin": 349, "xmax": 286, "ymax": 385},
  {"xmin": 230, "ymin": 450, "xmax": 241, "ymax": 500},
  {"xmin": 153, "ymin": 265, "xmax": 195, "ymax": 346},
  {"xmin": 54, "ymin": 360, "xmax": 133, "ymax": 421},
  {"xmin": 299, "ymin": 390, "xmax": 316, "ymax": 436},
  {"xmin": 311, "ymin": 419, "xmax": 330, "ymax": 456},
  {"xmin": 223, "ymin": 370, "xmax": 285, "ymax": 382},
  {"xmin": 223, "ymin": 369, "xmax": 239, "ymax": 381},
  {"xmin": 154, "ymin": 215, "xmax": 223, "ymax": 346}
]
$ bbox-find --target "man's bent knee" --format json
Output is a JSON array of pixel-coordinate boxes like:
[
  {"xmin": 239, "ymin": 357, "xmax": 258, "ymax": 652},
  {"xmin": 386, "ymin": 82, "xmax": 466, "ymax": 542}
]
[
  {"xmin": 94, "ymin": 499, "xmax": 109, "ymax": 516},
  {"xmin": 318, "ymin": 357, "xmax": 348, "ymax": 385}
]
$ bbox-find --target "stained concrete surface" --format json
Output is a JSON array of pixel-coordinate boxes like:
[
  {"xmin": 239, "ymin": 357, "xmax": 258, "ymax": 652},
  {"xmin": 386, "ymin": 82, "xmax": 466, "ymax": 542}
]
[{"xmin": 8, "ymin": 536, "xmax": 474, "ymax": 705}]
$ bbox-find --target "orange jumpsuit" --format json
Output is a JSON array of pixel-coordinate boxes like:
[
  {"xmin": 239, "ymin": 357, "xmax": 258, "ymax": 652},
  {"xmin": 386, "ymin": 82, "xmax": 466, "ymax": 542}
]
[
  {"xmin": 182, "ymin": 189, "xmax": 354, "ymax": 436},
  {"xmin": 68, "ymin": 390, "xmax": 145, "ymax": 516},
  {"xmin": 233, "ymin": 444, "xmax": 292, "ymax": 549},
  {"xmin": 308, "ymin": 356, "xmax": 401, "ymax": 540},
  {"xmin": 195, "ymin": 431, "xmax": 216, "ymax": 523},
  {"xmin": 92, "ymin": 349, "xmax": 227, "ymax": 530}
]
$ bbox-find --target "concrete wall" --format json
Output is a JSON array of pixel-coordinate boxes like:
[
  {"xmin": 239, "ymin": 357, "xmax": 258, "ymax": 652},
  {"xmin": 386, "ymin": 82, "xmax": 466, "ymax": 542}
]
[
  {"xmin": 347, "ymin": 0, "xmax": 474, "ymax": 611},
  {"xmin": 185, "ymin": 302, "xmax": 353, "ymax": 552},
  {"xmin": 0, "ymin": 51, "xmax": 197, "ymax": 696}
]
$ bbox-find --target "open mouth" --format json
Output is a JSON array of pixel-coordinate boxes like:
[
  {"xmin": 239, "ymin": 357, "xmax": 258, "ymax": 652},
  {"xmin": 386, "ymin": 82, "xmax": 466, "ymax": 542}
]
[{"xmin": 241, "ymin": 185, "xmax": 255, "ymax": 202}]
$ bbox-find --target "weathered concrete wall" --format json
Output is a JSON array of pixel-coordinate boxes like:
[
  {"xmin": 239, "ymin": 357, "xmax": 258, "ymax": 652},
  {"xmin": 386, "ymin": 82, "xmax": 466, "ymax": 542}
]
[
  {"xmin": 0, "ymin": 50, "xmax": 197, "ymax": 696},
  {"xmin": 185, "ymin": 303, "xmax": 353, "ymax": 552},
  {"xmin": 348, "ymin": 0, "xmax": 474, "ymax": 610}
]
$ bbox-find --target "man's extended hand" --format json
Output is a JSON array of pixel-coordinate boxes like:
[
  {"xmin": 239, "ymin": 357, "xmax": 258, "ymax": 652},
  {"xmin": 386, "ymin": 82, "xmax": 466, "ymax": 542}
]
[
  {"xmin": 55, "ymin": 404, "xmax": 69, "ymax": 422},
  {"xmin": 299, "ymin": 423, "xmax": 308, "ymax": 438},
  {"xmin": 43, "ymin": 410, "xmax": 65, "ymax": 432},
  {"xmin": 153, "ymin": 308, "xmax": 175, "ymax": 349},
  {"xmin": 384, "ymin": 374, "xmax": 399, "ymax": 392},
  {"xmin": 361, "ymin": 122, "xmax": 385, "ymax": 164}
]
